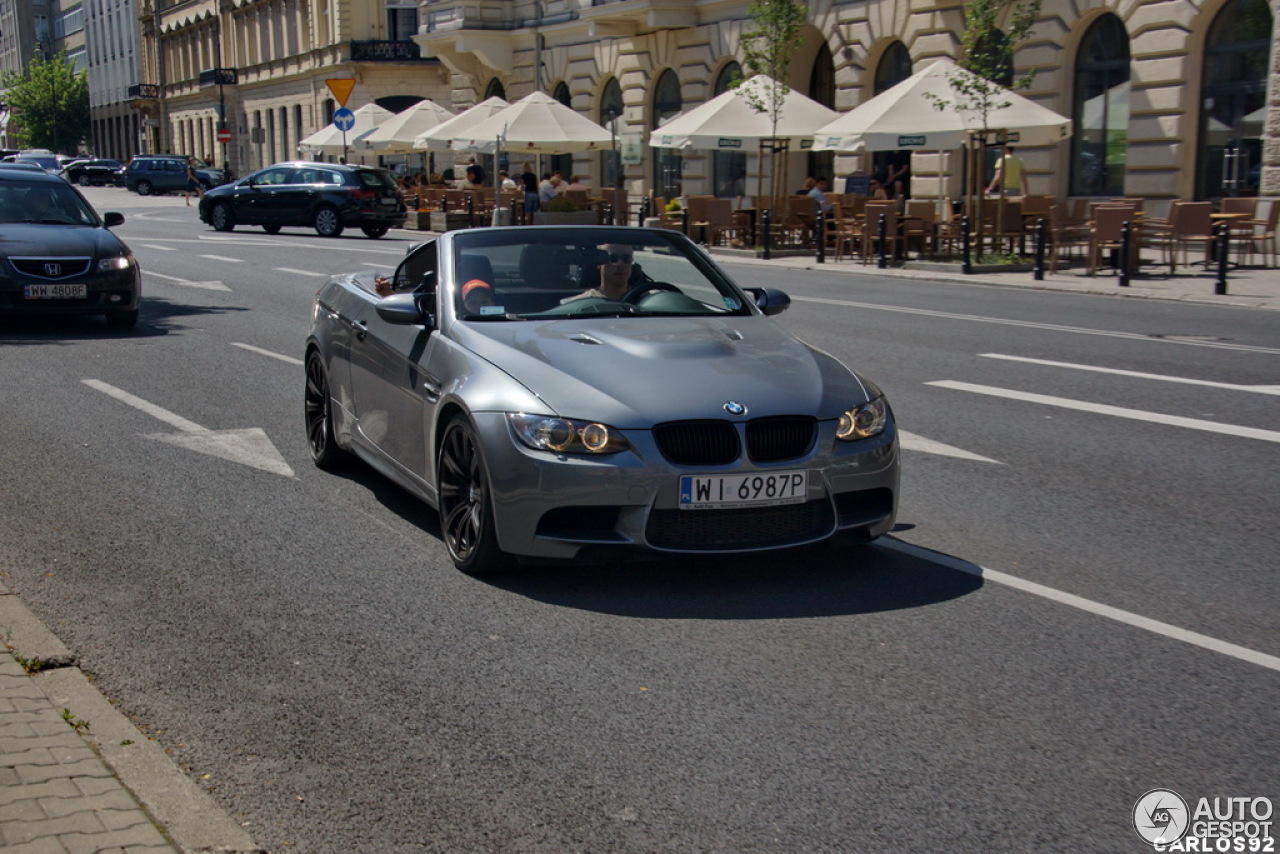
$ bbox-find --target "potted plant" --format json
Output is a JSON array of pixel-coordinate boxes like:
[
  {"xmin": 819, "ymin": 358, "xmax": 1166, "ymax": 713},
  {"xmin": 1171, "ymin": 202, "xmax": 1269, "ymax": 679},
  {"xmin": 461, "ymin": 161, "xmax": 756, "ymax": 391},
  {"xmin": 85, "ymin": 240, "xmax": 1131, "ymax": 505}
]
[{"xmin": 535, "ymin": 195, "xmax": 599, "ymax": 225}]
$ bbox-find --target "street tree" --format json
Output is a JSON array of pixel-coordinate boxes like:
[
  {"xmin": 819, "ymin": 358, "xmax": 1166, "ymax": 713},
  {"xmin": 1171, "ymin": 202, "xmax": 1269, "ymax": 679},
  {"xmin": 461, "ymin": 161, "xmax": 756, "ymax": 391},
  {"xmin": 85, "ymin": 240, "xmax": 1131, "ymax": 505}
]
[
  {"xmin": 737, "ymin": 0, "xmax": 806, "ymax": 214},
  {"xmin": 928, "ymin": 0, "xmax": 1042, "ymax": 256},
  {"xmin": 0, "ymin": 52, "xmax": 91, "ymax": 153}
]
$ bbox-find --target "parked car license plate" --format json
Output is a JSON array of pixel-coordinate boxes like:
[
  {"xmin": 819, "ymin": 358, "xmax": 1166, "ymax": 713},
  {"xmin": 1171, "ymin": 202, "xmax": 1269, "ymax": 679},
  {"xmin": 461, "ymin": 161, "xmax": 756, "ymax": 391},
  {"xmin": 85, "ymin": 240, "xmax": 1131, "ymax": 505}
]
[
  {"xmin": 679, "ymin": 471, "xmax": 808, "ymax": 509},
  {"xmin": 23, "ymin": 284, "xmax": 87, "ymax": 299}
]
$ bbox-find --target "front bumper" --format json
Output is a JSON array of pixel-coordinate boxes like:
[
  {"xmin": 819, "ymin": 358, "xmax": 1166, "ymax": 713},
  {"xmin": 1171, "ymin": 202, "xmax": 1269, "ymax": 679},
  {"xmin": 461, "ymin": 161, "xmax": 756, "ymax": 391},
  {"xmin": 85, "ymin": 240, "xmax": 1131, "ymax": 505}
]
[
  {"xmin": 472, "ymin": 411, "xmax": 900, "ymax": 561},
  {"xmin": 0, "ymin": 268, "xmax": 141, "ymax": 316}
]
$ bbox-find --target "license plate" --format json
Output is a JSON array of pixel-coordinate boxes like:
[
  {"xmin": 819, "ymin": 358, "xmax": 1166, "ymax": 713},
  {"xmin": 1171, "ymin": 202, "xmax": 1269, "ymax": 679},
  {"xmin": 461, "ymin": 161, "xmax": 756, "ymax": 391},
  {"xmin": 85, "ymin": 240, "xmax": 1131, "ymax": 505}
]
[
  {"xmin": 679, "ymin": 471, "xmax": 808, "ymax": 509},
  {"xmin": 23, "ymin": 283, "xmax": 87, "ymax": 299},
  {"xmin": 380, "ymin": 198, "xmax": 399, "ymax": 206}
]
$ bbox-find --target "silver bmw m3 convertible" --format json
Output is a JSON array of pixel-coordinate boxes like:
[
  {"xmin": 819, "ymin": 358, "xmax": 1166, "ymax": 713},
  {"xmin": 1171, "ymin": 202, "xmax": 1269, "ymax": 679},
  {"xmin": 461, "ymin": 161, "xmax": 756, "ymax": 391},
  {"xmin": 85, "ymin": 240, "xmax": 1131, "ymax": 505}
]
[{"xmin": 305, "ymin": 225, "xmax": 899, "ymax": 574}]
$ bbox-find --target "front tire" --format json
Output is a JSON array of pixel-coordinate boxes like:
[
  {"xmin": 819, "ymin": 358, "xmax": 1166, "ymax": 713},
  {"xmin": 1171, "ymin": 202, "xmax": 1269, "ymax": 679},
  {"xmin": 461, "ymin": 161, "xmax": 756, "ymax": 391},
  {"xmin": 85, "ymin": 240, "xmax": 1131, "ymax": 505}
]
[
  {"xmin": 313, "ymin": 205, "xmax": 344, "ymax": 237},
  {"xmin": 136, "ymin": 180, "xmax": 153, "ymax": 196},
  {"xmin": 361, "ymin": 225, "xmax": 389, "ymax": 239},
  {"xmin": 304, "ymin": 350, "xmax": 346, "ymax": 470},
  {"xmin": 262, "ymin": 223, "xmax": 282, "ymax": 235},
  {"xmin": 210, "ymin": 203, "xmax": 236, "ymax": 232},
  {"xmin": 105, "ymin": 309, "xmax": 138, "ymax": 330},
  {"xmin": 77, "ymin": 173, "xmax": 91, "ymax": 187},
  {"xmin": 437, "ymin": 415, "xmax": 512, "ymax": 576}
]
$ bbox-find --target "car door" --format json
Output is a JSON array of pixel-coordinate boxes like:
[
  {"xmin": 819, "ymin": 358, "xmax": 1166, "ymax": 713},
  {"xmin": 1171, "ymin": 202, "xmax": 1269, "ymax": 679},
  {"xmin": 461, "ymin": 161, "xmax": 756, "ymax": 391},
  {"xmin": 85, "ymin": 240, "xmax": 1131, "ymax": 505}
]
[
  {"xmin": 346, "ymin": 243, "xmax": 441, "ymax": 485},
  {"xmin": 237, "ymin": 167, "xmax": 293, "ymax": 225}
]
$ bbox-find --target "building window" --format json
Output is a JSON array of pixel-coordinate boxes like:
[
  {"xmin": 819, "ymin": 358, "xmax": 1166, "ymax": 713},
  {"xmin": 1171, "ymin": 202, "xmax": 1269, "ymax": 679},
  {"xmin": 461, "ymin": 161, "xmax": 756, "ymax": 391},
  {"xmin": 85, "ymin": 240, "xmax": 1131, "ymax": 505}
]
[
  {"xmin": 599, "ymin": 77, "xmax": 624, "ymax": 196},
  {"xmin": 872, "ymin": 42, "xmax": 913, "ymax": 190},
  {"xmin": 713, "ymin": 62, "xmax": 746, "ymax": 198},
  {"xmin": 1197, "ymin": 0, "xmax": 1272, "ymax": 199},
  {"xmin": 550, "ymin": 81, "xmax": 572, "ymax": 180},
  {"xmin": 1069, "ymin": 14, "xmax": 1130, "ymax": 197},
  {"xmin": 387, "ymin": 4, "xmax": 417, "ymax": 41},
  {"xmin": 485, "ymin": 78, "xmax": 506, "ymax": 101},
  {"xmin": 652, "ymin": 70, "xmax": 682, "ymax": 201},
  {"xmin": 807, "ymin": 44, "xmax": 835, "ymax": 188}
]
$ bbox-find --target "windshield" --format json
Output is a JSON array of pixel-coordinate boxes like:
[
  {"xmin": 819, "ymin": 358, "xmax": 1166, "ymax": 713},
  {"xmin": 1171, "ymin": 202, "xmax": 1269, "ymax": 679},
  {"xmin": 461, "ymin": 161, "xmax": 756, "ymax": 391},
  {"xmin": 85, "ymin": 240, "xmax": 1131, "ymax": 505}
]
[
  {"xmin": 448, "ymin": 228, "xmax": 753, "ymax": 321},
  {"xmin": 0, "ymin": 181, "xmax": 100, "ymax": 225}
]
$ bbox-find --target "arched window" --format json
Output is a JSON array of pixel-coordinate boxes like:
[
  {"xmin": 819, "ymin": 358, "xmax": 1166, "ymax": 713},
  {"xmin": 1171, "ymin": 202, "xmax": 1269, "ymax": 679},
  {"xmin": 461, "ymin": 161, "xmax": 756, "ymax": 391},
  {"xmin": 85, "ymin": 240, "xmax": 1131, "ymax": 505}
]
[
  {"xmin": 1070, "ymin": 14, "xmax": 1130, "ymax": 196},
  {"xmin": 484, "ymin": 78, "xmax": 506, "ymax": 101},
  {"xmin": 872, "ymin": 42, "xmax": 913, "ymax": 193},
  {"xmin": 1198, "ymin": 0, "xmax": 1272, "ymax": 199},
  {"xmin": 807, "ymin": 44, "xmax": 836, "ymax": 187},
  {"xmin": 713, "ymin": 62, "xmax": 746, "ymax": 197},
  {"xmin": 652, "ymin": 70, "xmax": 683, "ymax": 200},
  {"xmin": 551, "ymin": 81, "xmax": 572, "ymax": 182},
  {"xmin": 599, "ymin": 77, "xmax": 624, "ymax": 196}
]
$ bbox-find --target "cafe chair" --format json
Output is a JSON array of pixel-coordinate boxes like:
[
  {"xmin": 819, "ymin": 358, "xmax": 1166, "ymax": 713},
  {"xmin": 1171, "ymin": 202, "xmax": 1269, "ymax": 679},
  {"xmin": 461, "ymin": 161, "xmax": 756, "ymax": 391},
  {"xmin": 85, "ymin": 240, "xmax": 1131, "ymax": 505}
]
[{"xmin": 1086, "ymin": 204, "xmax": 1140, "ymax": 276}]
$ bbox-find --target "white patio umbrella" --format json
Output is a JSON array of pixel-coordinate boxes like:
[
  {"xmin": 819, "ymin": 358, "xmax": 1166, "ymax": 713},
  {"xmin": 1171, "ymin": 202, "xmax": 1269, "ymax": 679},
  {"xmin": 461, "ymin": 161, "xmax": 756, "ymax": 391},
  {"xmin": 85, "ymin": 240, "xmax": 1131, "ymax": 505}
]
[
  {"xmin": 356, "ymin": 99, "xmax": 455, "ymax": 153},
  {"xmin": 812, "ymin": 58, "xmax": 1070, "ymax": 152},
  {"xmin": 297, "ymin": 103, "xmax": 394, "ymax": 157},
  {"xmin": 413, "ymin": 97, "xmax": 509, "ymax": 151},
  {"xmin": 648, "ymin": 74, "xmax": 838, "ymax": 152},
  {"xmin": 449, "ymin": 91, "xmax": 613, "ymax": 155}
]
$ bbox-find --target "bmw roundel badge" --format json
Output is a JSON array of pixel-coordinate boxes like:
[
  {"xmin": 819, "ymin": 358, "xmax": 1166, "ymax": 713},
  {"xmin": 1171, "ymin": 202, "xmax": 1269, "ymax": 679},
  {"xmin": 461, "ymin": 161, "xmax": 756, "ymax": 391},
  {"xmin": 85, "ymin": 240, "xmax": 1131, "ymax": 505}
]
[{"xmin": 723, "ymin": 401, "xmax": 747, "ymax": 416}]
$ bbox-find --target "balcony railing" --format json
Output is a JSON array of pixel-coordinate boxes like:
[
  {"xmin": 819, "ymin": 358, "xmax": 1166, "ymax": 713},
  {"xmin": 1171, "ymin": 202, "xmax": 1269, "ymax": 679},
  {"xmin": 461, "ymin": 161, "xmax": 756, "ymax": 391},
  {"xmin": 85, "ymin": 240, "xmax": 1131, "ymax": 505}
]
[
  {"xmin": 349, "ymin": 40, "xmax": 428, "ymax": 62},
  {"xmin": 128, "ymin": 83, "xmax": 160, "ymax": 99}
]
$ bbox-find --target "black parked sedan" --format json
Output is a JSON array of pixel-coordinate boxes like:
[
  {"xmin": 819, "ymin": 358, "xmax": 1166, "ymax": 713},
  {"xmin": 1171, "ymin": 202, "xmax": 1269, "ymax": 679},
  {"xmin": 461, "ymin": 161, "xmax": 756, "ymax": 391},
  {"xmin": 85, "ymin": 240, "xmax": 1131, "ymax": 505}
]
[
  {"xmin": 198, "ymin": 161, "xmax": 406, "ymax": 238},
  {"xmin": 60, "ymin": 158, "xmax": 126, "ymax": 187},
  {"xmin": 0, "ymin": 171, "xmax": 140, "ymax": 328}
]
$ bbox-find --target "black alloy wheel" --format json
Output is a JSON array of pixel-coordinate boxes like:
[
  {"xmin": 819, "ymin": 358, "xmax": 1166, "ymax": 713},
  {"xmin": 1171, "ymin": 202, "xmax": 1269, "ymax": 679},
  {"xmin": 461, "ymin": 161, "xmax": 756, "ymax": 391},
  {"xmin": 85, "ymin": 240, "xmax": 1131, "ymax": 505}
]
[
  {"xmin": 437, "ymin": 415, "xmax": 511, "ymax": 575},
  {"xmin": 304, "ymin": 350, "xmax": 345, "ymax": 470},
  {"xmin": 210, "ymin": 203, "xmax": 236, "ymax": 232},
  {"xmin": 313, "ymin": 205, "xmax": 344, "ymax": 237},
  {"xmin": 136, "ymin": 180, "xmax": 152, "ymax": 196},
  {"xmin": 77, "ymin": 173, "xmax": 91, "ymax": 187}
]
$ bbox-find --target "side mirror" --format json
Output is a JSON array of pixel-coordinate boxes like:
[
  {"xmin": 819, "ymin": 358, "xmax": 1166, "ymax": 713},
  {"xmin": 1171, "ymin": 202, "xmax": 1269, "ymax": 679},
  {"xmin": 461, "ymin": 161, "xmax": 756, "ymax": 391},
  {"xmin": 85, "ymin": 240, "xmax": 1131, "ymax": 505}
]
[
  {"xmin": 103, "ymin": 212, "xmax": 124, "ymax": 228},
  {"xmin": 376, "ymin": 292, "xmax": 436, "ymax": 329},
  {"xmin": 745, "ymin": 287, "xmax": 791, "ymax": 316}
]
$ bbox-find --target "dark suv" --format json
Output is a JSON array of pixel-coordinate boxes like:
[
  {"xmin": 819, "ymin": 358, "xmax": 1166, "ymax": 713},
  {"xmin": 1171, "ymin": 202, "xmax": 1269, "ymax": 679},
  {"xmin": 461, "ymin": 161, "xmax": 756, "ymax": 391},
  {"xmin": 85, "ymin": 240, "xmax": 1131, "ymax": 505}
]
[
  {"xmin": 197, "ymin": 162, "xmax": 406, "ymax": 238},
  {"xmin": 125, "ymin": 155, "xmax": 224, "ymax": 195},
  {"xmin": 61, "ymin": 159, "xmax": 126, "ymax": 187}
]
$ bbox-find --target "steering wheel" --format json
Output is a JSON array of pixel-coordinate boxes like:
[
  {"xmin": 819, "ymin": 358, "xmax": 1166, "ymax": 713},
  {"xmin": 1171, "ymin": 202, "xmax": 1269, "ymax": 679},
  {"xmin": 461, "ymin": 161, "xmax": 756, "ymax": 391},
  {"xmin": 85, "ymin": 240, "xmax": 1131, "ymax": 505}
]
[{"xmin": 622, "ymin": 281, "xmax": 680, "ymax": 304}]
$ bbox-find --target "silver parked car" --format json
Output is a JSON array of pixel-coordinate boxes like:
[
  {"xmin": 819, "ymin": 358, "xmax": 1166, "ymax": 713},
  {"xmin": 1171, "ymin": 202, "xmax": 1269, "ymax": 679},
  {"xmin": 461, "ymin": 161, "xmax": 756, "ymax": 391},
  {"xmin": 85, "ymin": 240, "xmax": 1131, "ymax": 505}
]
[{"xmin": 304, "ymin": 226, "xmax": 899, "ymax": 574}]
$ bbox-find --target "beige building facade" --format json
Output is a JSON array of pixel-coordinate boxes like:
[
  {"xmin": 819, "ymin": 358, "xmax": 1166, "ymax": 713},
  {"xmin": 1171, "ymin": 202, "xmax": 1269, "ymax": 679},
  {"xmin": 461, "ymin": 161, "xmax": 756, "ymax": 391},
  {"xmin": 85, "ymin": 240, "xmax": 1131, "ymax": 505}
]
[{"xmin": 130, "ymin": 0, "xmax": 1277, "ymax": 208}]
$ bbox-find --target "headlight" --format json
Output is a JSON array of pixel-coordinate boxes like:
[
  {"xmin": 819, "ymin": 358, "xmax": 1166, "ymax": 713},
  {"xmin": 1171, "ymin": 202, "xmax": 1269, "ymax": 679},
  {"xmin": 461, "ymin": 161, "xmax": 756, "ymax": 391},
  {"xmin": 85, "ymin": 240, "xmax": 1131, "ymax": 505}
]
[
  {"xmin": 508, "ymin": 413, "xmax": 630, "ymax": 455},
  {"xmin": 836, "ymin": 397, "xmax": 889, "ymax": 441},
  {"xmin": 98, "ymin": 256, "xmax": 133, "ymax": 272}
]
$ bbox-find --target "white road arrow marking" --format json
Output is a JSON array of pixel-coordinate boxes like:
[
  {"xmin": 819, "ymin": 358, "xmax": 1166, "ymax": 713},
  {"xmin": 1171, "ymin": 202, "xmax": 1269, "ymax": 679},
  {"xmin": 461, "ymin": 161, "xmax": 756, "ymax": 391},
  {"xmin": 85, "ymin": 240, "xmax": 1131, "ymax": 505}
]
[
  {"xmin": 82, "ymin": 379, "xmax": 294, "ymax": 477},
  {"xmin": 898, "ymin": 430, "xmax": 1001, "ymax": 463},
  {"xmin": 145, "ymin": 270, "xmax": 230, "ymax": 291}
]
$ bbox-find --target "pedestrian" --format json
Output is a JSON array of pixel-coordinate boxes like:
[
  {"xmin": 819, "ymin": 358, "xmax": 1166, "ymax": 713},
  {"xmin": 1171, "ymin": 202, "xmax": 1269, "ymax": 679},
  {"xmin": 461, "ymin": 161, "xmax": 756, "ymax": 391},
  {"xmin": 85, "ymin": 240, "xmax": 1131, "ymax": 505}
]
[
  {"xmin": 184, "ymin": 157, "xmax": 204, "ymax": 206},
  {"xmin": 987, "ymin": 145, "xmax": 1026, "ymax": 196}
]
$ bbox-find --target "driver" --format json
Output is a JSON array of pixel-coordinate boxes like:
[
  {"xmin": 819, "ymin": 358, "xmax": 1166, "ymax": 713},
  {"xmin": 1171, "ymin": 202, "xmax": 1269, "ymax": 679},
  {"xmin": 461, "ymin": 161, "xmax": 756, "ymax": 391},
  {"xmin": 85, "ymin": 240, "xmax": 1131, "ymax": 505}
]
[{"xmin": 563, "ymin": 243, "xmax": 653, "ymax": 302}]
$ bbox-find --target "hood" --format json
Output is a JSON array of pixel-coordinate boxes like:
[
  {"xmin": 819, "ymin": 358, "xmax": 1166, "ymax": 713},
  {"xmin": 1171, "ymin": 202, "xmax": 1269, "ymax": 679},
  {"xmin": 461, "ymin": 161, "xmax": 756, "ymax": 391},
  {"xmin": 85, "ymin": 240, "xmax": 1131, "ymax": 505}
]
[
  {"xmin": 0, "ymin": 224, "xmax": 125, "ymax": 258},
  {"xmin": 453, "ymin": 316, "xmax": 871, "ymax": 427}
]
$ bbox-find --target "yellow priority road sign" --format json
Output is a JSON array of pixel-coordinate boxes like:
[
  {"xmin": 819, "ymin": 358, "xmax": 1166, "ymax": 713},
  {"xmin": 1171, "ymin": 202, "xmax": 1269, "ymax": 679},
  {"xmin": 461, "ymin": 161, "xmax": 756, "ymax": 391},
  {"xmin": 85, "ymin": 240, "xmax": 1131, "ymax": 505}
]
[{"xmin": 326, "ymin": 79, "xmax": 356, "ymax": 107}]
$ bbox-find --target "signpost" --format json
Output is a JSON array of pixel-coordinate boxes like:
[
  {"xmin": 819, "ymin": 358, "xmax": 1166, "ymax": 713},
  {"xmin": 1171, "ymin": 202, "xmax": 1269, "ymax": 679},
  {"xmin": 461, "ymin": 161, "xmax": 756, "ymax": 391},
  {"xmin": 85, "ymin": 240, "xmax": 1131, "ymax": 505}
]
[
  {"xmin": 217, "ymin": 126, "xmax": 232, "ymax": 144},
  {"xmin": 326, "ymin": 80, "xmax": 357, "ymax": 162}
]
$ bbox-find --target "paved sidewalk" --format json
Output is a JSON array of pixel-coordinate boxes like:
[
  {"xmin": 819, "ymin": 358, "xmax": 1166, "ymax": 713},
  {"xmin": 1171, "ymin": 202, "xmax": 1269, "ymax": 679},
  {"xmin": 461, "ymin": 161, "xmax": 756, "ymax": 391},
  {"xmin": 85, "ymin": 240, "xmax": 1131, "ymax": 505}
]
[{"xmin": 0, "ymin": 585, "xmax": 262, "ymax": 854}]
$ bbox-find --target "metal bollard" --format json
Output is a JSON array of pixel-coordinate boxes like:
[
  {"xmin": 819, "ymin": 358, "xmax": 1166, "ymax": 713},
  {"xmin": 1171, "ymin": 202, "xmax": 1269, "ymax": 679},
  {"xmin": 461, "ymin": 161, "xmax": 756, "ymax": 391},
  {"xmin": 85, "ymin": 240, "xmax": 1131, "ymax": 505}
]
[
  {"xmin": 1216, "ymin": 222, "xmax": 1229, "ymax": 295},
  {"xmin": 815, "ymin": 207, "xmax": 826, "ymax": 264},
  {"xmin": 1033, "ymin": 217, "xmax": 1047, "ymax": 281},
  {"xmin": 762, "ymin": 209, "xmax": 772, "ymax": 260},
  {"xmin": 640, "ymin": 197, "xmax": 651, "ymax": 222},
  {"xmin": 877, "ymin": 214, "xmax": 888, "ymax": 268},
  {"xmin": 466, "ymin": 193, "xmax": 474, "ymax": 226},
  {"xmin": 1119, "ymin": 220, "xmax": 1131, "ymax": 287},
  {"xmin": 961, "ymin": 216, "xmax": 972, "ymax": 275}
]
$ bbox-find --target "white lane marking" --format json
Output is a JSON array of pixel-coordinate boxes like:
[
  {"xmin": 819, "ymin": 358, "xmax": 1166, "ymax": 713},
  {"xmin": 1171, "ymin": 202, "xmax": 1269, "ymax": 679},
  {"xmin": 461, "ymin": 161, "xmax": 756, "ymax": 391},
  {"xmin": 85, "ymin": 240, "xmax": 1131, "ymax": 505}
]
[
  {"xmin": 792, "ymin": 296, "xmax": 1280, "ymax": 355},
  {"xmin": 231, "ymin": 342, "xmax": 303, "ymax": 365},
  {"xmin": 140, "ymin": 244, "xmax": 177, "ymax": 251},
  {"xmin": 927, "ymin": 381, "xmax": 1280, "ymax": 444},
  {"xmin": 199, "ymin": 254, "xmax": 244, "ymax": 263},
  {"xmin": 81, "ymin": 379, "xmax": 294, "ymax": 477},
  {"xmin": 274, "ymin": 267, "xmax": 325, "ymax": 277},
  {"xmin": 898, "ymin": 430, "xmax": 1001, "ymax": 463},
  {"xmin": 981, "ymin": 353, "xmax": 1280, "ymax": 395},
  {"xmin": 143, "ymin": 270, "xmax": 230, "ymax": 291},
  {"xmin": 881, "ymin": 539, "xmax": 1280, "ymax": 673}
]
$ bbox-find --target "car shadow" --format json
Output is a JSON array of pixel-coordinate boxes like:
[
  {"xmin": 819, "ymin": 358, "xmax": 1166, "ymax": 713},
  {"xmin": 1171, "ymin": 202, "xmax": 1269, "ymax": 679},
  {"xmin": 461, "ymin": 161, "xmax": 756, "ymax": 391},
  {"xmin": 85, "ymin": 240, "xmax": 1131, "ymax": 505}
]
[
  {"xmin": 0, "ymin": 295, "xmax": 249, "ymax": 342},
  {"xmin": 487, "ymin": 537, "xmax": 984, "ymax": 620},
  {"xmin": 330, "ymin": 453, "xmax": 983, "ymax": 619}
]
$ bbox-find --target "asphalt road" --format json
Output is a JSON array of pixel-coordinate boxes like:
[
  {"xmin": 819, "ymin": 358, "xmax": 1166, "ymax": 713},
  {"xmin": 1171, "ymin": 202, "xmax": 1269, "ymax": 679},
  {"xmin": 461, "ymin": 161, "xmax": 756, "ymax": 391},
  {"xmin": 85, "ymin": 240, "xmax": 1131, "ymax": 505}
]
[{"xmin": 1, "ymin": 188, "xmax": 1276, "ymax": 852}]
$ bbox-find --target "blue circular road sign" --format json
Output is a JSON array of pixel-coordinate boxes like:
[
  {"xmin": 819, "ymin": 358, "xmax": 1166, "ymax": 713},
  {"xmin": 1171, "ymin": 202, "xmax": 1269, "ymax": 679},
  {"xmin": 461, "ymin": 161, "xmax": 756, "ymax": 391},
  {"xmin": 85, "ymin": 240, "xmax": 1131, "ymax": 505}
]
[{"xmin": 332, "ymin": 107, "xmax": 356, "ymax": 132}]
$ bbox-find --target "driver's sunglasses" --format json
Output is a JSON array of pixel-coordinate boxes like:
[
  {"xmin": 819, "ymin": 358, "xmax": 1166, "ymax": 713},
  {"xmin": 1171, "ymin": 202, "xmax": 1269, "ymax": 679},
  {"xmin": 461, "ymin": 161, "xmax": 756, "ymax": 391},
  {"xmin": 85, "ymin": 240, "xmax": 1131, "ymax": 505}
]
[{"xmin": 605, "ymin": 253, "xmax": 634, "ymax": 264}]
